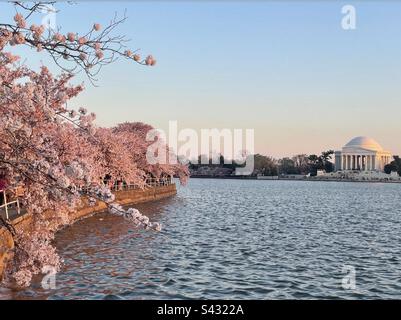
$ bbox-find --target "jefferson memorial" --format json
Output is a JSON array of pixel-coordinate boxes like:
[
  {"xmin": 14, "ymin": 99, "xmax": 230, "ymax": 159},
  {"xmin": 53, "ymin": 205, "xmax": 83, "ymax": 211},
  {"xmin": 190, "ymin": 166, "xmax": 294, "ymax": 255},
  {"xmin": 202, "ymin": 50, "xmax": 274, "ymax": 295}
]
[{"xmin": 334, "ymin": 136, "xmax": 392, "ymax": 172}]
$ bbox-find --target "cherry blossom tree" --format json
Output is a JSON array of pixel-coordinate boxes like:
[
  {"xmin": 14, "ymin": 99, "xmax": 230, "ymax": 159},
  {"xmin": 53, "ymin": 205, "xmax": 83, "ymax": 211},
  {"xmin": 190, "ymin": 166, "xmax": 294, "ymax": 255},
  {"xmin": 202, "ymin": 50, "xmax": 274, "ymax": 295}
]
[
  {"xmin": 0, "ymin": 53, "xmax": 171, "ymax": 287},
  {"xmin": 93, "ymin": 128, "xmax": 142, "ymax": 185},
  {"xmin": 0, "ymin": 55, "xmax": 86, "ymax": 286},
  {"xmin": 114, "ymin": 122, "xmax": 190, "ymax": 185},
  {"xmin": 0, "ymin": 2, "xmax": 186, "ymax": 287}
]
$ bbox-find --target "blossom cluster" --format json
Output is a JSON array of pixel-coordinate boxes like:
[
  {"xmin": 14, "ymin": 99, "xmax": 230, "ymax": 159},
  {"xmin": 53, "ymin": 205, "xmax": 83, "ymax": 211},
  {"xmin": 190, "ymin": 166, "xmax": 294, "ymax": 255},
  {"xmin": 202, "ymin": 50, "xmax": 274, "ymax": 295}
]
[
  {"xmin": 0, "ymin": 5, "xmax": 156, "ymax": 81},
  {"xmin": 108, "ymin": 204, "xmax": 162, "ymax": 232}
]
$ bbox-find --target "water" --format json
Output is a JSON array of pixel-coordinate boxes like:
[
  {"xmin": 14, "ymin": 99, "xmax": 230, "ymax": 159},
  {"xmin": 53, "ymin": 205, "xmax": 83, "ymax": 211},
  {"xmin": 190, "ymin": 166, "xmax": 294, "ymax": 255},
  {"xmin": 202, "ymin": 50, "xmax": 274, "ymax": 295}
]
[{"xmin": 2, "ymin": 179, "xmax": 401, "ymax": 299}]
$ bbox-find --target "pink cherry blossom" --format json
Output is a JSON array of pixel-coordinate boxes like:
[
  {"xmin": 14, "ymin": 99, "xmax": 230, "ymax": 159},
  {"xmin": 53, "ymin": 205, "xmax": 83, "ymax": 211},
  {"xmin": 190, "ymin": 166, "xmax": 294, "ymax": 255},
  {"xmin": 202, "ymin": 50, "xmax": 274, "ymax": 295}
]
[
  {"xmin": 145, "ymin": 55, "xmax": 156, "ymax": 66},
  {"xmin": 78, "ymin": 37, "xmax": 87, "ymax": 45},
  {"xmin": 95, "ymin": 50, "xmax": 104, "ymax": 59},
  {"xmin": 53, "ymin": 33, "xmax": 65, "ymax": 43},
  {"xmin": 14, "ymin": 13, "xmax": 26, "ymax": 29},
  {"xmin": 124, "ymin": 50, "xmax": 133, "ymax": 57},
  {"xmin": 93, "ymin": 23, "xmax": 101, "ymax": 31},
  {"xmin": 31, "ymin": 25, "xmax": 45, "ymax": 40},
  {"xmin": 67, "ymin": 32, "xmax": 76, "ymax": 42},
  {"xmin": 12, "ymin": 32, "xmax": 26, "ymax": 45}
]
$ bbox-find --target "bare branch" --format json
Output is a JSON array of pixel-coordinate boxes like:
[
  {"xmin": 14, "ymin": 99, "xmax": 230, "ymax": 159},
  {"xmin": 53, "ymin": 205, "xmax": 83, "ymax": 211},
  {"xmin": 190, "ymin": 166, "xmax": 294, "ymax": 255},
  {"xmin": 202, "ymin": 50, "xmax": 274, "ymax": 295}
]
[{"xmin": 0, "ymin": 1, "xmax": 156, "ymax": 83}]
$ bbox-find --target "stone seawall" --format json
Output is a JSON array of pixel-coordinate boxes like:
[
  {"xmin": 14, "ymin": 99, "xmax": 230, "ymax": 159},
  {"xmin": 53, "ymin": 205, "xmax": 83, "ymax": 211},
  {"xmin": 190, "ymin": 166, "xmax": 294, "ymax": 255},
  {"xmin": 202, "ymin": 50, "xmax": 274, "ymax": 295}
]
[{"xmin": 0, "ymin": 184, "xmax": 177, "ymax": 281}]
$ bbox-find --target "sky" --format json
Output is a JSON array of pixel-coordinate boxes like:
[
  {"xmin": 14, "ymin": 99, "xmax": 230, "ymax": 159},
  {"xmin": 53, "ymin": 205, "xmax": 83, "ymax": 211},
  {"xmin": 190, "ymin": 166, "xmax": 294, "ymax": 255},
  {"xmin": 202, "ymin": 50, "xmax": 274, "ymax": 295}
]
[{"xmin": 1, "ymin": 1, "xmax": 401, "ymax": 158}]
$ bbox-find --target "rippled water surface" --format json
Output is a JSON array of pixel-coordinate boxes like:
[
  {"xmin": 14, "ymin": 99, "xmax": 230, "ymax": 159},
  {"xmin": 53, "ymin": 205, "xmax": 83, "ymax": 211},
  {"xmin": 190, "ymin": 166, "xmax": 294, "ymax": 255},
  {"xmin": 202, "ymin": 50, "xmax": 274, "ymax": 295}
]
[{"xmin": 3, "ymin": 179, "xmax": 401, "ymax": 299}]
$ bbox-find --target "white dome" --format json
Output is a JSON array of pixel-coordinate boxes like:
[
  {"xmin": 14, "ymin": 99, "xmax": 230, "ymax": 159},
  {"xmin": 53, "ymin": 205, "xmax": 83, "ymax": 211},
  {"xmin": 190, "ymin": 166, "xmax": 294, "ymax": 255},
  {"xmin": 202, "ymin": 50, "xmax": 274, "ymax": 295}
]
[{"xmin": 344, "ymin": 136, "xmax": 383, "ymax": 151}]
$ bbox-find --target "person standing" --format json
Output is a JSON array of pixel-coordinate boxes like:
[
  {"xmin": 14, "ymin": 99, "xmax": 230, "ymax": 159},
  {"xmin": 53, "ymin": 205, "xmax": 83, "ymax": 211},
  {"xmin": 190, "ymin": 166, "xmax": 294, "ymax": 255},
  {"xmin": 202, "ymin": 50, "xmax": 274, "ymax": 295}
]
[{"xmin": 0, "ymin": 174, "xmax": 8, "ymax": 206}]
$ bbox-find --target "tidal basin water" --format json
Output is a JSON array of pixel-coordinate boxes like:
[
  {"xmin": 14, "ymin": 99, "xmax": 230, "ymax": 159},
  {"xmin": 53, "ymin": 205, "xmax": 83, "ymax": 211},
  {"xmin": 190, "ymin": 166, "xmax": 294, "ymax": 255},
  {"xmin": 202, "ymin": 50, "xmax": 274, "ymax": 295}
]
[{"xmin": 5, "ymin": 179, "xmax": 401, "ymax": 299}]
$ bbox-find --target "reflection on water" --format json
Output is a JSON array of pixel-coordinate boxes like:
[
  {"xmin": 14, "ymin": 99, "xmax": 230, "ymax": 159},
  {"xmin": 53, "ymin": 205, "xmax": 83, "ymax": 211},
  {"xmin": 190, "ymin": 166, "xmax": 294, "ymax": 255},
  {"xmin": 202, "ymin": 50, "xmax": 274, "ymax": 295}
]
[{"xmin": 2, "ymin": 179, "xmax": 401, "ymax": 299}]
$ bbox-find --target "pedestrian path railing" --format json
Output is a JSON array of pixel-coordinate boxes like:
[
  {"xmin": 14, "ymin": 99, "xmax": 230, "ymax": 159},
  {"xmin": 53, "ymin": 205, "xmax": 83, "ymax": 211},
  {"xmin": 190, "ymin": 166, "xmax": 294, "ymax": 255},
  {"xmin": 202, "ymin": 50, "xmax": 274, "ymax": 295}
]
[
  {"xmin": 110, "ymin": 177, "xmax": 173, "ymax": 191},
  {"xmin": 0, "ymin": 178, "xmax": 173, "ymax": 220},
  {"xmin": 0, "ymin": 187, "xmax": 22, "ymax": 220}
]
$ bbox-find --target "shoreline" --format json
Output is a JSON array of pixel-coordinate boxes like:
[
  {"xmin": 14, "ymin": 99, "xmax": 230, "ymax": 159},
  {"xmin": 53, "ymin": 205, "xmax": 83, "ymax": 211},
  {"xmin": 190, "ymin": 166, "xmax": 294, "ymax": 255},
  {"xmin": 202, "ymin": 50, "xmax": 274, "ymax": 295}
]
[{"xmin": 0, "ymin": 184, "xmax": 177, "ymax": 282}]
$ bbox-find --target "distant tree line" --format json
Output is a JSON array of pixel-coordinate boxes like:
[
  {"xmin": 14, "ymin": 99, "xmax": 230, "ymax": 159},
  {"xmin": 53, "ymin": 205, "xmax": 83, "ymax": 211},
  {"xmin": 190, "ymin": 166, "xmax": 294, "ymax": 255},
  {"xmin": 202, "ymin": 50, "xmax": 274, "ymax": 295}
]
[
  {"xmin": 189, "ymin": 150, "xmax": 335, "ymax": 177},
  {"xmin": 384, "ymin": 156, "xmax": 401, "ymax": 175}
]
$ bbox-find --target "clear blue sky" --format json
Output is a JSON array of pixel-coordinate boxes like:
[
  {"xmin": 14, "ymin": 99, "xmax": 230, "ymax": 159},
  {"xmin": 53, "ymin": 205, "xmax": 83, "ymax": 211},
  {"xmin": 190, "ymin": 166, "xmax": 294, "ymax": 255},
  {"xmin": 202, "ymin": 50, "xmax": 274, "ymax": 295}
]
[{"xmin": 2, "ymin": 1, "xmax": 401, "ymax": 158}]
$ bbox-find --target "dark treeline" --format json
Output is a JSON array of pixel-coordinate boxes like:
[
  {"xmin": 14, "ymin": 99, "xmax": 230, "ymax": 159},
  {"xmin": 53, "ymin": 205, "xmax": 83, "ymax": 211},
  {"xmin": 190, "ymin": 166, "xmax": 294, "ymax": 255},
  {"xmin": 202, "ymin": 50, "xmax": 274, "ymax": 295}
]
[
  {"xmin": 384, "ymin": 156, "xmax": 401, "ymax": 176},
  {"xmin": 189, "ymin": 150, "xmax": 335, "ymax": 177}
]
